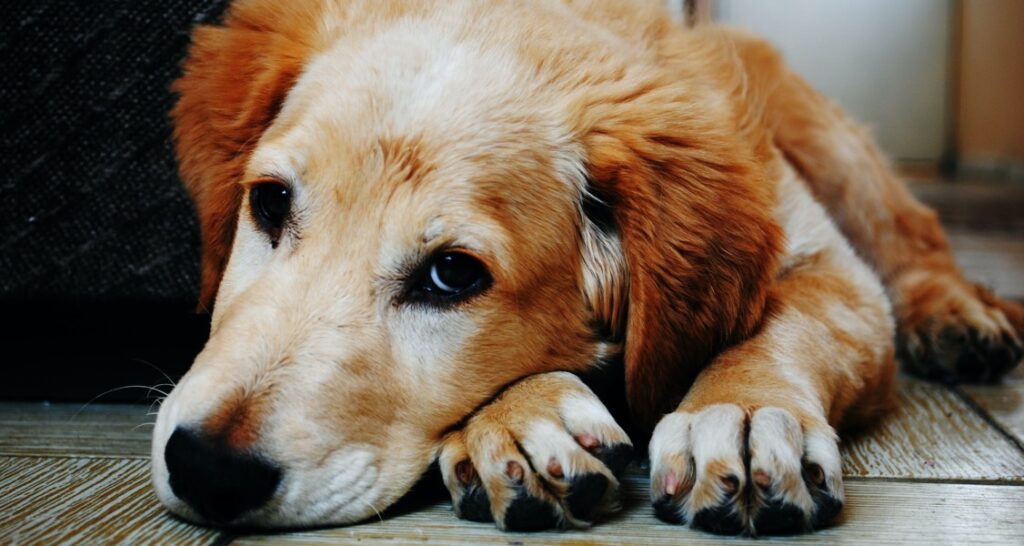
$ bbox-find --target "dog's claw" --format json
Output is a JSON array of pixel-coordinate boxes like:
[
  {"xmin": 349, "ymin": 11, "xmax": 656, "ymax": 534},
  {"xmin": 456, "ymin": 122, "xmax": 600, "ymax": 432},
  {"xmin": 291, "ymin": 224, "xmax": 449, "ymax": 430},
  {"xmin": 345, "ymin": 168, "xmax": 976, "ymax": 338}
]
[{"xmin": 588, "ymin": 443, "xmax": 633, "ymax": 476}]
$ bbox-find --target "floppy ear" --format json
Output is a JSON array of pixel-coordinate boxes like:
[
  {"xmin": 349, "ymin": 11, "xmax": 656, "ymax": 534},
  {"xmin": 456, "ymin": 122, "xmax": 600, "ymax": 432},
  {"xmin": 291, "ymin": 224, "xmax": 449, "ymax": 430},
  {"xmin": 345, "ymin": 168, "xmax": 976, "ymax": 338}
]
[
  {"xmin": 577, "ymin": 79, "xmax": 783, "ymax": 431},
  {"xmin": 172, "ymin": 3, "xmax": 315, "ymax": 311}
]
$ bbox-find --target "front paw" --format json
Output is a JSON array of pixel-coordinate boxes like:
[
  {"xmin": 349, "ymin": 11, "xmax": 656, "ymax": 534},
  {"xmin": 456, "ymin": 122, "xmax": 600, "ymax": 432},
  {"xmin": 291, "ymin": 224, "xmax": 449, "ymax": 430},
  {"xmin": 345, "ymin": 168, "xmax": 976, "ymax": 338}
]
[
  {"xmin": 896, "ymin": 273, "xmax": 1023, "ymax": 383},
  {"xmin": 649, "ymin": 405, "xmax": 842, "ymax": 536},
  {"xmin": 438, "ymin": 372, "xmax": 633, "ymax": 531}
]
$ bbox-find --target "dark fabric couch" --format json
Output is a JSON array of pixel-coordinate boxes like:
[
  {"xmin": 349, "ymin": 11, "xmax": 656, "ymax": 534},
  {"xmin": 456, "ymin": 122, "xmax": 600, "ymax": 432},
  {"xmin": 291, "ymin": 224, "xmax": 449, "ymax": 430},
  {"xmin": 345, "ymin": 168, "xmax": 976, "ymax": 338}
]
[{"xmin": 1, "ymin": 1, "xmax": 231, "ymax": 401}]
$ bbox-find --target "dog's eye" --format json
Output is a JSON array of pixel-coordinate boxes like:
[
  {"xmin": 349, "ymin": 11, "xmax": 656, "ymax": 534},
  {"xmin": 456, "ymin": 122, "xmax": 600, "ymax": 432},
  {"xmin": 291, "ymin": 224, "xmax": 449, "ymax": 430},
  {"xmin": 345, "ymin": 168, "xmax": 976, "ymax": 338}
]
[
  {"xmin": 249, "ymin": 182, "xmax": 291, "ymax": 243},
  {"xmin": 408, "ymin": 251, "xmax": 491, "ymax": 305}
]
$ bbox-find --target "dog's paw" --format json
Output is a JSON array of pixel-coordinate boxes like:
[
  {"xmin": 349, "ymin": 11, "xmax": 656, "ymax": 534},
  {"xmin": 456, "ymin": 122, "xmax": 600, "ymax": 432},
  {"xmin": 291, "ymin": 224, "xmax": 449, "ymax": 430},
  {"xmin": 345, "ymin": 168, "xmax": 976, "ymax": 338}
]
[
  {"xmin": 649, "ymin": 405, "xmax": 842, "ymax": 536},
  {"xmin": 438, "ymin": 372, "xmax": 632, "ymax": 531},
  {"xmin": 895, "ymin": 271, "xmax": 1023, "ymax": 383}
]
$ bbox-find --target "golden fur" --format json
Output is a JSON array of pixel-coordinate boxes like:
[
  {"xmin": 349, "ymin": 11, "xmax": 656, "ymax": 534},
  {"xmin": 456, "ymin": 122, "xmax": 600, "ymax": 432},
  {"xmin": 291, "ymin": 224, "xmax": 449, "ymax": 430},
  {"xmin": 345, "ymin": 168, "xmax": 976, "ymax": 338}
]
[{"xmin": 154, "ymin": 0, "xmax": 1023, "ymax": 535}]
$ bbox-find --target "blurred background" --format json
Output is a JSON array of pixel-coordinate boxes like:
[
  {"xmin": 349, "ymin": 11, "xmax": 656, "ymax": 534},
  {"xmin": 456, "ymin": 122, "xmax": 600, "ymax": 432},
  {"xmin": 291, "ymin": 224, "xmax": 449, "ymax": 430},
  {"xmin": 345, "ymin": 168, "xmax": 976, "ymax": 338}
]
[
  {"xmin": 1, "ymin": 0, "xmax": 1022, "ymax": 403},
  {"xmin": 685, "ymin": 0, "xmax": 1024, "ymax": 176}
]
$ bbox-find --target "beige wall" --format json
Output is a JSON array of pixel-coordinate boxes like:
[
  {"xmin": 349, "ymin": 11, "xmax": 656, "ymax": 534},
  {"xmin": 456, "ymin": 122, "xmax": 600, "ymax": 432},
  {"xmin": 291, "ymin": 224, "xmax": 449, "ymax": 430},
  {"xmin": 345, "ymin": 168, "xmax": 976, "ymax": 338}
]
[
  {"xmin": 714, "ymin": 0, "xmax": 953, "ymax": 162},
  {"xmin": 959, "ymin": 0, "xmax": 1024, "ymax": 165}
]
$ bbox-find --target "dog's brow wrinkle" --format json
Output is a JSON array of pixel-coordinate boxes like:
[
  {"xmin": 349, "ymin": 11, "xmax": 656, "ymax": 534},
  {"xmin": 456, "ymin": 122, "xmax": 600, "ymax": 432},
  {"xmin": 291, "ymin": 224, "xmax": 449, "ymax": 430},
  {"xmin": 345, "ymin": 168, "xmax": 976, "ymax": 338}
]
[{"xmin": 377, "ymin": 134, "xmax": 433, "ymax": 187}]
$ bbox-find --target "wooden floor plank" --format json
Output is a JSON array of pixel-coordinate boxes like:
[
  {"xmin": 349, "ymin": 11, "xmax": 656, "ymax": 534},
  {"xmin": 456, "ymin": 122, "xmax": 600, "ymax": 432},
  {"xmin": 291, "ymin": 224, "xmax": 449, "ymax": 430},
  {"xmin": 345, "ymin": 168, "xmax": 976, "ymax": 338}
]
[
  {"xmin": 909, "ymin": 178, "xmax": 1024, "ymax": 236},
  {"xmin": 914, "ymin": 178, "xmax": 1024, "ymax": 453},
  {"xmin": 0, "ymin": 456, "xmax": 222, "ymax": 545},
  {"xmin": 3, "ymin": 376, "xmax": 1023, "ymax": 482},
  {"xmin": 960, "ymin": 366, "xmax": 1024, "ymax": 448},
  {"xmin": 0, "ymin": 402, "xmax": 153, "ymax": 459},
  {"xmin": 2, "ymin": 455, "xmax": 1021, "ymax": 546},
  {"xmin": 234, "ymin": 473, "xmax": 1024, "ymax": 545},
  {"xmin": 841, "ymin": 376, "xmax": 1024, "ymax": 481},
  {"xmin": 947, "ymin": 230, "xmax": 1024, "ymax": 300}
]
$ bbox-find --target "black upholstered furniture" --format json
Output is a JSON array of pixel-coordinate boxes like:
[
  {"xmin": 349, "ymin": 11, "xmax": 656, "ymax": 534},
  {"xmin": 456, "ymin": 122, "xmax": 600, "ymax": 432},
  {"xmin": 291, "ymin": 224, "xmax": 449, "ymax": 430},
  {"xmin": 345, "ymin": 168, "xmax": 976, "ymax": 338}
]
[{"xmin": 1, "ymin": 1, "xmax": 231, "ymax": 400}]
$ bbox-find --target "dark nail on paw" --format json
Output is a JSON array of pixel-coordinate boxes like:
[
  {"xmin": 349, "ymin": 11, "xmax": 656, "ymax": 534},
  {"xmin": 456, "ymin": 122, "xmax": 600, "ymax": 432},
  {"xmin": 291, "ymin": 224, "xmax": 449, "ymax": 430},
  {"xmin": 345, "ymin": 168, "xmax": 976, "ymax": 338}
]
[
  {"xmin": 590, "ymin": 443, "xmax": 633, "ymax": 476},
  {"xmin": 812, "ymin": 494, "xmax": 843, "ymax": 529},
  {"xmin": 653, "ymin": 495, "xmax": 685, "ymax": 524},
  {"xmin": 754, "ymin": 500, "xmax": 805, "ymax": 535},
  {"xmin": 504, "ymin": 492, "xmax": 559, "ymax": 531},
  {"xmin": 955, "ymin": 352, "xmax": 987, "ymax": 383},
  {"xmin": 693, "ymin": 505, "xmax": 744, "ymax": 535},
  {"xmin": 566, "ymin": 473, "xmax": 608, "ymax": 522},
  {"xmin": 458, "ymin": 485, "xmax": 494, "ymax": 522}
]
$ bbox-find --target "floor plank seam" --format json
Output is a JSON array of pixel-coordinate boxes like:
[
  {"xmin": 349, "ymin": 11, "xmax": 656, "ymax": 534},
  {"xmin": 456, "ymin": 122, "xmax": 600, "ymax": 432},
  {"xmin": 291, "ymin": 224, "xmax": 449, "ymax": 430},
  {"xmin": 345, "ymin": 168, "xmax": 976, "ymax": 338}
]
[
  {"xmin": 4, "ymin": 452, "xmax": 1021, "ymax": 485},
  {"xmin": 842, "ymin": 475, "xmax": 1024, "ymax": 486},
  {"xmin": 951, "ymin": 384, "xmax": 1024, "ymax": 452},
  {"xmin": 0, "ymin": 453, "xmax": 150, "ymax": 461}
]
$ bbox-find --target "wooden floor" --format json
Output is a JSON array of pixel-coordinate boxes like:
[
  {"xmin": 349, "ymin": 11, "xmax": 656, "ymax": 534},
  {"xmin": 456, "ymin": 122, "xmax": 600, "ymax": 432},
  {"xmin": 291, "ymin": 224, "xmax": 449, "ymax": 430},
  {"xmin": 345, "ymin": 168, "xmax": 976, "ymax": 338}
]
[{"xmin": 2, "ymin": 179, "xmax": 1024, "ymax": 545}]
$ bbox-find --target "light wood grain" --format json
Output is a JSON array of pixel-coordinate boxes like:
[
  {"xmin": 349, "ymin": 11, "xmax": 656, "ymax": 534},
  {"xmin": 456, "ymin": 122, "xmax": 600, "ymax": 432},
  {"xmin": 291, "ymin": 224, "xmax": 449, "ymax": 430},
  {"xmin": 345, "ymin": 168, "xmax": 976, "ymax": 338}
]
[
  {"xmin": 0, "ymin": 402, "xmax": 153, "ymax": 459},
  {"xmin": 841, "ymin": 376, "xmax": 1024, "ymax": 481},
  {"xmin": 0, "ymin": 456, "xmax": 222, "ymax": 545}
]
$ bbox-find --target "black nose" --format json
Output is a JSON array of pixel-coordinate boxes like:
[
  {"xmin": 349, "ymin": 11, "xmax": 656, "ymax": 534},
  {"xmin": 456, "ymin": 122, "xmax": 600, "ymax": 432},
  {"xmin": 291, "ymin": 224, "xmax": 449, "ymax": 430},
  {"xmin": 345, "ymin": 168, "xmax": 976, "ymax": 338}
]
[{"xmin": 164, "ymin": 427, "xmax": 281, "ymax": 523}]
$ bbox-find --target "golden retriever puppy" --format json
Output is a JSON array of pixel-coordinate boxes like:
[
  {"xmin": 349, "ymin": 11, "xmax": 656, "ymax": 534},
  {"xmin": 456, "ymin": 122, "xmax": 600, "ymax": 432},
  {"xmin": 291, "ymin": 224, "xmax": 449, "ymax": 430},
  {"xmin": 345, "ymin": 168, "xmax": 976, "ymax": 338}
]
[{"xmin": 152, "ymin": 0, "xmax": 1024, "ymax": 535}]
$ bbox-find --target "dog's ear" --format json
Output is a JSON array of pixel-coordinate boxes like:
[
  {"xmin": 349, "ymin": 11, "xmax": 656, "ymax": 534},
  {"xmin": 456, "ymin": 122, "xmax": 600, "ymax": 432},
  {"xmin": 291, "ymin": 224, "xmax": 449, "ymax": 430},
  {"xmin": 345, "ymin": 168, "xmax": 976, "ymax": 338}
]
[
  {"xmin": 577, "ymin": 80, "xmax": 783, "ymax": 430},
  {"xmin": 172, "ymin": 4, "xmax": 314, "ymax": 311}
]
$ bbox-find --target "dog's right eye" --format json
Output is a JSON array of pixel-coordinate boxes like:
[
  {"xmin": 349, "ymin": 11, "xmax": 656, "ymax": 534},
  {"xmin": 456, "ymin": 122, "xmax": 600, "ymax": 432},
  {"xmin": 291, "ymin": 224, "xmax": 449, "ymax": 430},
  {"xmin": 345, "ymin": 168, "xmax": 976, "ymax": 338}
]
[
  {"xmin": 404, "ymin": 251, "xmax": 491, "ymax": 307},
  {"xmin": 249, "ymin": 182, "xmax": 292, "ymax": 245}
]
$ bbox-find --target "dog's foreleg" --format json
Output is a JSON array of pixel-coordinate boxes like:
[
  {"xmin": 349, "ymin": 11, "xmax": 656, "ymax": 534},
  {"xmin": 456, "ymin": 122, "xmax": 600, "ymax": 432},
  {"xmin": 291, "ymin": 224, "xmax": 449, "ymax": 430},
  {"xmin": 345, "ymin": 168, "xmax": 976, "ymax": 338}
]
[
  {"xmin": 753, "ymin": 35, "xmax": 1024, "ymax": 381},
  {"xmin": 648, "ymin": 171, "xmax": 896, "ymax": 535}
]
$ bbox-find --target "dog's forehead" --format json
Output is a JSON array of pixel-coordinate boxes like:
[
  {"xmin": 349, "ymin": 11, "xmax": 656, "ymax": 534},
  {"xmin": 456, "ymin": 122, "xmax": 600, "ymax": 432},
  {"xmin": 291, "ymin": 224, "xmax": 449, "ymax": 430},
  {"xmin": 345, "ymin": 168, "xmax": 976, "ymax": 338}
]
[{"xmin": 251, "ymin": 17, "xmax": 583, "ymax": 187}]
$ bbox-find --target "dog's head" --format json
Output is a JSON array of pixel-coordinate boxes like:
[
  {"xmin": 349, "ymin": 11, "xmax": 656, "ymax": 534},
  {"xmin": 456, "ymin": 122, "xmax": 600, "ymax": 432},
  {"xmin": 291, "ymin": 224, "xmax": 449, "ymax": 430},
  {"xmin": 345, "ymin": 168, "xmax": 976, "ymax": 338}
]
[{"xmin": 153, "ymin": 1, "xmax": 780, "ymax": 528}]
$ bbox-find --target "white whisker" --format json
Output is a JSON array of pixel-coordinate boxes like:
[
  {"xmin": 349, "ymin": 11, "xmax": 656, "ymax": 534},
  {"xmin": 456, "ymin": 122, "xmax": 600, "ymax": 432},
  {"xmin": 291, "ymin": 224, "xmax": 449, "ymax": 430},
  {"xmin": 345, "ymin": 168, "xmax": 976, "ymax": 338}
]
[
  {"xmin": 131, "ymin": 359, "xmax": 178, "ymax": 388},
  {"xmin": 359, "ymin": 497, "xmax": 385, "ymax": 524},
  {"xmin": 73, "ymin": 384, "xmax": 171, "ymax": 420}
]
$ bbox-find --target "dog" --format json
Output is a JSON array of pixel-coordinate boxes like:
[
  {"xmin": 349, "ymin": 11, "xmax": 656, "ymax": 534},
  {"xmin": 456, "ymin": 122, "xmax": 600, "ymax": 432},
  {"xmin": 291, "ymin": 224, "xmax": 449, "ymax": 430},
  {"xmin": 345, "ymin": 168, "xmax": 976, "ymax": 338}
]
[{"xmin": 151, "ymin": 0, "xmax": 1024, "ymax": 535}]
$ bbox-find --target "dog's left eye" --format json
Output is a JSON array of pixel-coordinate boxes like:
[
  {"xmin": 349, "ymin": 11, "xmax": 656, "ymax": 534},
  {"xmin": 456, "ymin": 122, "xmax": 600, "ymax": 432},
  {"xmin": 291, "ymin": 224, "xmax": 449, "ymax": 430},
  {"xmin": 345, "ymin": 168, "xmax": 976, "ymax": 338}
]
[
  {"xmin": 407, "ymin": 251, "xmax": 491, "ymax": 305},
  {"xmin": 249, "ymin": 181, "xmax": 292, "ymax": 244}
]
